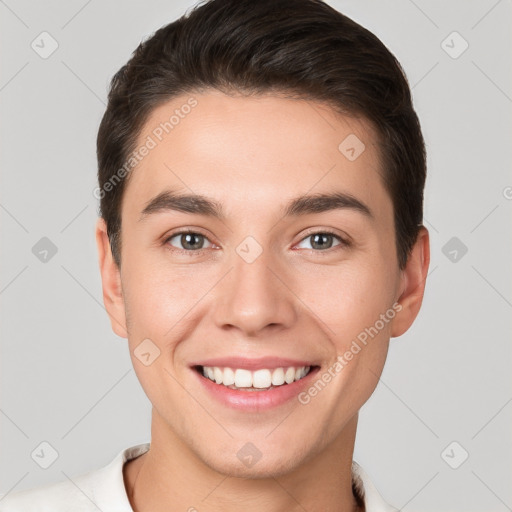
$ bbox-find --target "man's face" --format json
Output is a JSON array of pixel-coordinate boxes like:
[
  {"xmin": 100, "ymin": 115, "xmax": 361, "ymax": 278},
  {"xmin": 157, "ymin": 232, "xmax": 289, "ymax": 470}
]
[{"xmin": 113, "ymin": 90, "xmax": 406, "ymax": 476}]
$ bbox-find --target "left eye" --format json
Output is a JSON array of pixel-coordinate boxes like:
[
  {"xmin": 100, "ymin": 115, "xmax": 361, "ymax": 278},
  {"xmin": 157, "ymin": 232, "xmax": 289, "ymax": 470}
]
[
  {"xmin": 166, "ymin": 232, "xmax": 214, "ymax": 251},
  {"xmin": 296, "ymin": 232, "xmax": 343, "ymax": 251}
]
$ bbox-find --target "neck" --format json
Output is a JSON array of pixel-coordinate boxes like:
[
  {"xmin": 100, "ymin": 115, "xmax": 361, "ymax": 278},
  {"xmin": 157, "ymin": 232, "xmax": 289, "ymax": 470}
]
[{"xmin": 124, "ymin": 409, "xmax": 362, "ymax": 512}]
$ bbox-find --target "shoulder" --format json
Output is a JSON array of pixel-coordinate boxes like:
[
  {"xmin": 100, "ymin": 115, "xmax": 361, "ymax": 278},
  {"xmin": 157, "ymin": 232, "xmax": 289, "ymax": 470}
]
[
  {"xmin": 0, "ymin": 473, "xmax": 102, "ymax": 512},
  {"xmin": 352, "ymin": 460, "xmax": 400, "ymax": 512},
  {"xmin": 0, "ymin": 443, "xmax": 150, "ymax": 512}
]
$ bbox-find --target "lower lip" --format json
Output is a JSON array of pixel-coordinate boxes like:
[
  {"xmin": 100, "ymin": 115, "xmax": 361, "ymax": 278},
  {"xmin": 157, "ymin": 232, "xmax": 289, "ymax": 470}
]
[{"xmin": 193, "ymin": 366, "xmax": 320, "ymax": 412}]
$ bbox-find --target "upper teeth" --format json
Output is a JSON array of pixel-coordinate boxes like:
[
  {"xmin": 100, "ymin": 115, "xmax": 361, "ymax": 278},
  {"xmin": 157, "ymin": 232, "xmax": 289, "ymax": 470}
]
[{"xmin": 202, "ymin": 366, "xmax": 311, "ymax": 388}]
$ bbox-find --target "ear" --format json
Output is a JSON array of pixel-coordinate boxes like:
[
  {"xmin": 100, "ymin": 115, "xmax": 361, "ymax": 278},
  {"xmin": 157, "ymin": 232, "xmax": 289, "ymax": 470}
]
[
  {"xmin": 391, "ymin": 226, "xmax": 430, "ymax": 338},
  {"xmin": 95, "ymin": 217, "xmax": 128, "ymax": 338}
]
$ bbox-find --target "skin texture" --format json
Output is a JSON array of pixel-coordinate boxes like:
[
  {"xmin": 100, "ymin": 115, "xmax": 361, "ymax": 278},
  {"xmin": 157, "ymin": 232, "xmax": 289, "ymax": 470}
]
[{"xmin": 96, "ymin": 90, "xmax": 430, "ymax": 512}]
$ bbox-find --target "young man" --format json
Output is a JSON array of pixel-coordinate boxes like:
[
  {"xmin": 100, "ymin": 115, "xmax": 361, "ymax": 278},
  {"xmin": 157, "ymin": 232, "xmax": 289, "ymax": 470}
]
[{"xmin": 1, "ymin": 0, "xmax": 429, "ymax": 510}]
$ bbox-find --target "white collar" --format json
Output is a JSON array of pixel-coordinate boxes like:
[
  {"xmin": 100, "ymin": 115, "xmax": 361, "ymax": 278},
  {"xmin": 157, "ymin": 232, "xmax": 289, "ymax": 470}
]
[
  {"xmin": 0, "ymin": 443, "xmax": 398, "ymax": 511},
  {"xmin": 103, "ymin": 443, "xmax": 398, "ymax": 512}
]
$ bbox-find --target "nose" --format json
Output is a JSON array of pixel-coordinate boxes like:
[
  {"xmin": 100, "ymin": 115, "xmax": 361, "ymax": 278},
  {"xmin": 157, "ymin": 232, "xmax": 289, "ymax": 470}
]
[{"xmin": 211, "ymin": 248, "xmax": 298, "ymax": 337}]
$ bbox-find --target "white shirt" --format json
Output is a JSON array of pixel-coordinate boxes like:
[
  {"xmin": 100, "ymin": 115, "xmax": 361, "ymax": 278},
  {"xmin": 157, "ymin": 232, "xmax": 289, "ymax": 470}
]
[{"xmin": 0, "ymin": 443, "xmax": 398, "ymax": 511}]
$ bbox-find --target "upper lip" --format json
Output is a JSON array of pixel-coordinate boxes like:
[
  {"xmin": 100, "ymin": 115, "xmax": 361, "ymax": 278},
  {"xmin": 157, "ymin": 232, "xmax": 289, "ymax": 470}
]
[{"xmin": 191, "ymin": 356, "xmax": 317, "ymax": 371}]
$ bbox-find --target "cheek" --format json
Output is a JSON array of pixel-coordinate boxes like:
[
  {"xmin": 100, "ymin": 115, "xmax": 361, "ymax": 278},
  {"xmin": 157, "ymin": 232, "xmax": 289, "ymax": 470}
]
[
  {"xmin": 121, "ymin": 251, "xmax": 214, "ymax": 343},
  {"xmin": 321, "ymin": 262, "xmax": 396, "ymax": 402},
  {"xmin": 295, "ymin": 258, "xmax": 397, "ymax": 343}
]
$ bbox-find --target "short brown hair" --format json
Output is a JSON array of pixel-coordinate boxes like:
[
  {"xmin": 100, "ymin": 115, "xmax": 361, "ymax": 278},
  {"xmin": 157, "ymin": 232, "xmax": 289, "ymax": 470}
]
[{"xmin": 97, "ymin": 0, "xmax": 426, "ymax": 270}]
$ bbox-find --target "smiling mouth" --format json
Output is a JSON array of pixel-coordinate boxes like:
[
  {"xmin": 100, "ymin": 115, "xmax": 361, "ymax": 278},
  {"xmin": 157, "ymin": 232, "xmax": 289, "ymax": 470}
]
[{"xmin": 194, "ymin": 364, "xmax": 318, "ymax": 391}]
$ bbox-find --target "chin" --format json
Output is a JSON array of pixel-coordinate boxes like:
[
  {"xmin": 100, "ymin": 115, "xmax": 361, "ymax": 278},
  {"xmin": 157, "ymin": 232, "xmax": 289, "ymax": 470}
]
[{"xmin": 204, "ymin": 450, "xmax": 304, "ymax": 479}]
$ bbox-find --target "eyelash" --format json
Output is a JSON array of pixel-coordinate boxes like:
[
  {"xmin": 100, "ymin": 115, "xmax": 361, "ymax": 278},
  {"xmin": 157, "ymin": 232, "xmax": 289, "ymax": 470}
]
[{"xmin": 163, "ymin": 229, "xmax": 350, "ymax": 256}]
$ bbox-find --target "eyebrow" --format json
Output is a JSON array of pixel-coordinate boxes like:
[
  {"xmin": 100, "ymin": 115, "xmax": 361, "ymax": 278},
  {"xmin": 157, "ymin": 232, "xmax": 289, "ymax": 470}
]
[{"xmin": 138, "ymin": 189, "xmax": 373, "ymax": 222}]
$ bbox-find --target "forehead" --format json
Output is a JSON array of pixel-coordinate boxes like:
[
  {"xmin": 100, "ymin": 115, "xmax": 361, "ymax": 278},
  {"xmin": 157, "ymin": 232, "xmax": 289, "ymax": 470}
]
[{"xmin": 122, "ymin": 90, "xmax": 390, "ymax": 224}]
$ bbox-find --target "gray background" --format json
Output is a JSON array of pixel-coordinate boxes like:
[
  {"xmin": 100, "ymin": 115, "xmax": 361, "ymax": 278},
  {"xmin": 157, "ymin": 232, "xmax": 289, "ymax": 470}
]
[{"xmin": 1, "ymin": 1, "xmax": 511, "ymax": 510}]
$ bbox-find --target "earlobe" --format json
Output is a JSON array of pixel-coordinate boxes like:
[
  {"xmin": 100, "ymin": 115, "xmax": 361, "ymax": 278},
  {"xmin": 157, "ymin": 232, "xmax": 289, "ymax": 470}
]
[
  {"xmin": 95, "ymin": 217, "xmax": 128, "ymax": 338},
  {"xmin": 391, "ymin": 226, "xmax": 430, "ymax": 338}
]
